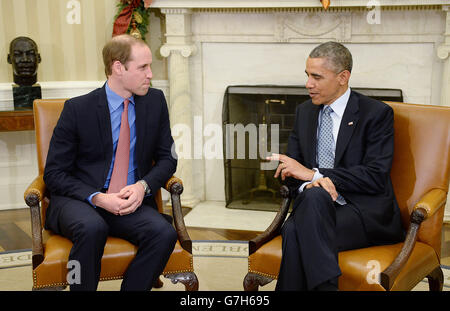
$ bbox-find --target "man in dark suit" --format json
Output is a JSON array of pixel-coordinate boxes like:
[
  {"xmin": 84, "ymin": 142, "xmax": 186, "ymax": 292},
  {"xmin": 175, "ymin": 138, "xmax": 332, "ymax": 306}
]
[
  {"xmin": 43, "ymin": 34, "xmax": 177, "ymax": 291},
  {"xmin": 268, "ymin": 42, "xmax": 405, "ymax": 291}
]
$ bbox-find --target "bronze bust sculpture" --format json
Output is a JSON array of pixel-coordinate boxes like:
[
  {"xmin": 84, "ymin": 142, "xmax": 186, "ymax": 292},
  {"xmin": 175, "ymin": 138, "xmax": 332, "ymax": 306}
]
[
  {"xmin": 7, "ymin": 37, "xmax": 42, "ymax": 110},
  {"xmin": 7, "ymin": 36, "xmax": 41, "ymax": 86}
]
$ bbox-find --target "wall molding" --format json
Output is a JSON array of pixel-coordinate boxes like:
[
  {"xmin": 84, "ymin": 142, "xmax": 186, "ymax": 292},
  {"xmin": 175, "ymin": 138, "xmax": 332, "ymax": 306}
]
[
  {"xmin": 0, "ymin": 80, "xmax": 170, "ymax": 111},
  {"xmin": 188, "ymin": 7, "xmax": 445, "ymax": 46},
  {"xmin": 192, "ymin": 5, "xmax": 443, "ymax": 13}
]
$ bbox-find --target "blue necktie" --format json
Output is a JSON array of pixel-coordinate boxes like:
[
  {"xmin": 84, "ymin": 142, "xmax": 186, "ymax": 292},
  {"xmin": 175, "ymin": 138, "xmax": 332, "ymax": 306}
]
[
  {"xmin": 317, "ymin": 106, "xmax": 335, "ymax": 169},
  {"xmin": 317, "ymin": 106, "xmax": 345, "ymax": 204}
]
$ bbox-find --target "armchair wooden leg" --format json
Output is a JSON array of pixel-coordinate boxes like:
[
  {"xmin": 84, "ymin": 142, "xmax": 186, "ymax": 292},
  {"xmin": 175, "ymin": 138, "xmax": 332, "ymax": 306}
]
[
  {"xmin": 427, "ymin": 266, "xmax": 443, "ymax": 291},
  {"xmin": 153, "ymin": 277, "xmax": 164, "ymax": 288},
  {"xmin": 243, "ymin": 272, "xmax": 274, "ymax": 291},
  {"xmin": 164, "ymin": 272, "xmax": 199, "ymax": 291}
]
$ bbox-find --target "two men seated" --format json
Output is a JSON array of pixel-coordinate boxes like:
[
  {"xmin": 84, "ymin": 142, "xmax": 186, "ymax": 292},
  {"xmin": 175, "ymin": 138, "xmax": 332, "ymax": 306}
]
[{"xmin": 43, "ymin": 36, "xmax": 404, "ymax": 291}]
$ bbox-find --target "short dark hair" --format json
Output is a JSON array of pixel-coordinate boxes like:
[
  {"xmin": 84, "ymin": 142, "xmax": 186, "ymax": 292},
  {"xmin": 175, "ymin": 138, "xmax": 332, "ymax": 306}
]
[{"xmin": 309, "ymin": 41, "xmax": 353, "ymax": 73}]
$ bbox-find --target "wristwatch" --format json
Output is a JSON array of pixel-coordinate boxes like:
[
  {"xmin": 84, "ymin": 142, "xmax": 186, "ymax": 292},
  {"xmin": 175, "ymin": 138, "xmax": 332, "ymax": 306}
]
[{"xmin": 137, "ymin": 179, "xmax": 151, "ymax": 196}]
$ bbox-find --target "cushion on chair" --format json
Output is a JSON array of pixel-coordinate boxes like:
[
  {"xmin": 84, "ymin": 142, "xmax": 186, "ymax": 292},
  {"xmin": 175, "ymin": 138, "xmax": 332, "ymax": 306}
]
[
  {"xmin": 32, "ymin": 230, "xmax": 194, "ymax": 289},
  {"xmin": 248, "ymin": 236, "xmax": 282, "ymax": 279},
  {"xmin": 338, "ymin": 242, "xmax": 439, "ymax": 291},
  {"xmin": 248, "ymin": 235, "xmax": 440, "ymax": 291}
]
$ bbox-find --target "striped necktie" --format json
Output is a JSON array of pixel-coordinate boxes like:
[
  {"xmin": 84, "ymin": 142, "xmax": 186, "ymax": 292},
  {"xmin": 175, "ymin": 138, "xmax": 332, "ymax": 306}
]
[
  {"xmin": 317, "ymin": 105, "xmax": 335, "ymax": 169},
  {"xmin": 317, "ymin": 105, "xmax": 346, "ymax": 204}
]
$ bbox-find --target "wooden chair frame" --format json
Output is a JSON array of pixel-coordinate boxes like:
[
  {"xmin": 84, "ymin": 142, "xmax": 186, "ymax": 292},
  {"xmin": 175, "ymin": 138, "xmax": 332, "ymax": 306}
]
[
  {"xmin": 25, "ymin": 176, "xmax": 199, "ymax": 291},
  {"xmin": 243, "ymin": 186, "xmax": 445, "ymax": 291}
]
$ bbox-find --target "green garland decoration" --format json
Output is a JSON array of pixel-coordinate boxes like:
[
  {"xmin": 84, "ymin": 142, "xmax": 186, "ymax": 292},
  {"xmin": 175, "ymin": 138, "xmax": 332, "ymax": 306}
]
[{"xmin": 114, "ymin": 1, "xmax": 151, "ymax": 41}]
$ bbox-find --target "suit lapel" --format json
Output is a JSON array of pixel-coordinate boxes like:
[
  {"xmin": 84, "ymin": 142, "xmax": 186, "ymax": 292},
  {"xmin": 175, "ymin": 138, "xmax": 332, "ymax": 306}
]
[
  {"xmin": 96, "ymin": 85, "xmax": 112, "ymax": 154},
  {"xmin": 334, "ymin": 91, "xmax": 359, "ymax": 166},
  {"xmin": 96, "ymin": 85, "xmax": 113, "ymax": 183},
  {"xmin": 134, "ymin": 95, "xmax": 146, "ymax": 168},
  {"xmin": 305, "ymin": 103, "xmax": 321, "ymax": 167}
]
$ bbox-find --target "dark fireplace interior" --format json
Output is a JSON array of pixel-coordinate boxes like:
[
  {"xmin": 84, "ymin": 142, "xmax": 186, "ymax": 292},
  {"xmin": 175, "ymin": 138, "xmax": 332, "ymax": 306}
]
[{"xmin": 222, "ymin": 85, "xmax": 403, "ymax": 211}]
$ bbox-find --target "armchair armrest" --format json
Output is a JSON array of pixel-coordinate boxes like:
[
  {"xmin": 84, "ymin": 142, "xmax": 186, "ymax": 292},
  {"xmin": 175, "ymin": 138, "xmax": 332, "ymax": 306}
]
[
  {"xmin": 24, "ymin": 175, "xmax": 46, "ymax": 206},
  {"xmin": 165, "ymin": 176, "xmax": 193, "ymax": 254},
  {"xmin": 248, "ymin": 185, "xmax": 291, "ymax": 255},
  {"xmin": 379, "ymin": 188, "xmax": 447, "ymax": 290},
  {"xmin": 413, "ymin": 188, "xmax": 447, "ymax": 219},
  {"xmin": 24, "ymin": 175, "xmax": 46, "ymax": 269}
]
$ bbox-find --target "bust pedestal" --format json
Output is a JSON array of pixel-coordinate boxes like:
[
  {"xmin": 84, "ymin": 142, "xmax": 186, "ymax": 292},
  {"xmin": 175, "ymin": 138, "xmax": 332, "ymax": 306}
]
[{"xmin": 12, "ymin": 84, "xmax": 41, "ymax": 110}]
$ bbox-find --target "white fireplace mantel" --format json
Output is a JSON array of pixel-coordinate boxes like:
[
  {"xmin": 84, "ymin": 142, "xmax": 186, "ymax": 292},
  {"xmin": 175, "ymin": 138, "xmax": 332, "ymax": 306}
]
[{"xmin": 153, "ymin": 1, "xmax": 450, "ymax": 221}]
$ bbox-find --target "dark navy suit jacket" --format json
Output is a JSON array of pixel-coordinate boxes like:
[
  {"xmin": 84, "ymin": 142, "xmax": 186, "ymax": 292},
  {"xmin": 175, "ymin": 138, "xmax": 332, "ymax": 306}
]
[
  {"xmin": 43, "ymin": 85, "xmax": 176, "ymax": 230},
  {"xmin": 286, "ymin": 90, "xmax": 405, "ymax": 245}
]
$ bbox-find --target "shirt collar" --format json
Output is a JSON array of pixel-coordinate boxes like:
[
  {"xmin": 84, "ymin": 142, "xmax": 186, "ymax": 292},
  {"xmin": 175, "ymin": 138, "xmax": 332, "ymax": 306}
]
[
  {"xmin": 328, "ymin": 87, "xmax": 351, "ymax": 118},
  {"xmin": 105, "ymin": 81, "xmax": 135, "ymax": 111}
]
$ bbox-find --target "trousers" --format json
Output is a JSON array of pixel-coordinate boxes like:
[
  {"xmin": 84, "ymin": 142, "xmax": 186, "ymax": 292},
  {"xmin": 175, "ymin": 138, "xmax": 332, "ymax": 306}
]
[
  {"xmin": 45, "ymin": 195, "xmax": 177, "ymax": 291},
  {"xmin": 276, "ymin": 187, "xmax": 370, "ymax": 290}
]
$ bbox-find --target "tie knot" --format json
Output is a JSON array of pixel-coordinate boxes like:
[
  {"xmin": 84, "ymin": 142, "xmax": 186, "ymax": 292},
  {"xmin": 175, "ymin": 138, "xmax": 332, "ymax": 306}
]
[
  {"xmin": 123, "ymin": 99, "xmax": 129, "ymax": 110},
  {"xmin": 323, "ymin": 105, "xmax": 333, "ymax": 115}
]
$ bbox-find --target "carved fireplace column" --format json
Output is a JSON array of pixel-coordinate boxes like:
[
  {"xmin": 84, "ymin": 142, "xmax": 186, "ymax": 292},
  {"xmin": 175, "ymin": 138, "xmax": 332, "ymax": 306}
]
[
  {"xmin": 437, "ymin": 5, "xmax": 450, "ymax": 222},
  {"xmin": 160, "ymin": 8, "xmax": 199, "ymax": 207},
  {"xmin": 437, "ymin": 5, "xmax": 450, "ymax": 108}
]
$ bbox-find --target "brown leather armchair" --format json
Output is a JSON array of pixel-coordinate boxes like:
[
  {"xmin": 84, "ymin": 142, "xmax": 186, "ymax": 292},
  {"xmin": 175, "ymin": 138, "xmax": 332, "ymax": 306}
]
[
  {"xmin": 25, "ymin": 99, "xmax": 199, "ymax": 291},
  {"xmin": 244, "ymin": 101, "xmax": 450, "ymax": 291}
]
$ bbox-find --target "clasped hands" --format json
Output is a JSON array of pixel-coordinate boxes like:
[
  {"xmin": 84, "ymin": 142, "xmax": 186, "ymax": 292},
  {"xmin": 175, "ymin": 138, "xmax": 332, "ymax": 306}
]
[
  {"xmin": 266, "ymin": 153, "xmax": 338, "ymax": 201},
  {"xmin": 92, "ymin": 182, "xmax": 146, "ymax": 216}
]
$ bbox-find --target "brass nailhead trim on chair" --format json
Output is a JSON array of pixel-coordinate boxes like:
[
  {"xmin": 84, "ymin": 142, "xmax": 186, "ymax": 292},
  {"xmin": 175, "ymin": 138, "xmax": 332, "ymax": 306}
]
[
  {"xmin": 162, "ymin": 269, "xmax": 193, "ymax": 275},
  {"xmin": 248, "ymin": 269, "xmax": 278, "ymax": 280},
  {"xmin": 248, "ymin": 260, "xmax": 278, "ymax": 280},
  {"xmin": 33, "ymin": 269, "xmax": 68, "ymax": 289},
  {"xmin": 162, "ymin": 256, "xmax": 194, "ymax": 275}
]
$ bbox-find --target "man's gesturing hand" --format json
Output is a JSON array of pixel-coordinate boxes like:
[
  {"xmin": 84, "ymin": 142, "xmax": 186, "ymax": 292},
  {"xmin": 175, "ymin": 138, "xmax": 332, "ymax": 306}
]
[{"xmin": 266, "ymin": 153, "xmax": 315, "ymax": 182}]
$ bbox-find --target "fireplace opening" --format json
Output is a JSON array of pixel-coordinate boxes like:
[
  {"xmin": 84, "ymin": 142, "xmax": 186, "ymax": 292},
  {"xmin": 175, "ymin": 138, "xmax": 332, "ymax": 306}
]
[{"xmin": 222, "ymin": 85, "xmax": 403, "ymax": 211}]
